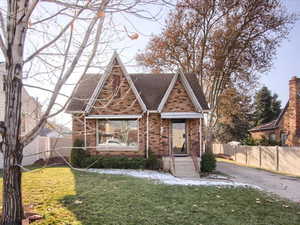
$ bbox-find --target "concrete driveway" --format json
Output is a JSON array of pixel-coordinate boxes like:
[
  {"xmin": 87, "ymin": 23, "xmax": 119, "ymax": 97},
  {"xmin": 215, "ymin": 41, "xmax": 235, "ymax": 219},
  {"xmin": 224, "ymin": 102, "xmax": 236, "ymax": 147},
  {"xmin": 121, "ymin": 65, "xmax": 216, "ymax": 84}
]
[{"xmin": 217, "ymin": 161, "xmax": 300, "ymax": 202}]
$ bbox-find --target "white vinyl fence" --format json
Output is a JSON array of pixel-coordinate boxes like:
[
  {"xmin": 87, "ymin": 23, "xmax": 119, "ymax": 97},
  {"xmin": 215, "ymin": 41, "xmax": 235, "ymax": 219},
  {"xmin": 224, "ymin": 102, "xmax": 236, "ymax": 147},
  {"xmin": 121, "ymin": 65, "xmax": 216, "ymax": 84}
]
[
  {"xmin": 213, "ymin": 143, "xmax": 300, "ymax": 176},
  {"xmin": 0, "ymin": 135, "xmax": 72, "ymax": 169}
]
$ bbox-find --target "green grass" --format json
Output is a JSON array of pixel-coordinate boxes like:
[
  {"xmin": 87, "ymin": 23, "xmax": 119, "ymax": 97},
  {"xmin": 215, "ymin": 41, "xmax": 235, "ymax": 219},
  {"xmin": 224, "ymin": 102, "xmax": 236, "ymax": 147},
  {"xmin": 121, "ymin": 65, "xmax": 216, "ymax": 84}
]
[{"xmin": 0, "ymin": 167, "xmax": 300, "ymax": 225}]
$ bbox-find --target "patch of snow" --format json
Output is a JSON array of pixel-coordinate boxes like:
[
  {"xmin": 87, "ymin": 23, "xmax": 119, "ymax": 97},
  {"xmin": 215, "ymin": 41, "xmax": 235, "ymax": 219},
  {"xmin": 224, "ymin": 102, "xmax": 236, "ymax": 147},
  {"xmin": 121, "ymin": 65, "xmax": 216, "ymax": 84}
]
[
  {"xmin": 205, "ymin": 174, "xmax": 233, "ymax": 180},
  {"xmin": 86, "ymin": 169, "xmax": 261, "ymax": 189}
]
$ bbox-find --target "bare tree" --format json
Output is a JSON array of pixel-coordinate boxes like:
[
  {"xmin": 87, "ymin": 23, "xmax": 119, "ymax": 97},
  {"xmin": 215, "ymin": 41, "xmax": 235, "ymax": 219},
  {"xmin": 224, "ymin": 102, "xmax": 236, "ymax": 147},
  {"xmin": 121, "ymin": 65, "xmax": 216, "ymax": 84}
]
[{"xmin": 0, "ymin": 0, "xmax": 171, "ymax": 224}]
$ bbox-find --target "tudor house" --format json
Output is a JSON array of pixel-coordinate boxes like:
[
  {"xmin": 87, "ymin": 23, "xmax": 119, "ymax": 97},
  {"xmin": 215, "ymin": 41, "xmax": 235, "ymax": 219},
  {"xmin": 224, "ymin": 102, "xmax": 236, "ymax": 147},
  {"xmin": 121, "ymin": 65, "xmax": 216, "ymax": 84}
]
[
  {"xmin": 249, "ymin": 76, "xmax": 300, "ymax": 146},
  {"xmin": 66, "ymin": 53, "xmax": 209, "ymax": 165}
]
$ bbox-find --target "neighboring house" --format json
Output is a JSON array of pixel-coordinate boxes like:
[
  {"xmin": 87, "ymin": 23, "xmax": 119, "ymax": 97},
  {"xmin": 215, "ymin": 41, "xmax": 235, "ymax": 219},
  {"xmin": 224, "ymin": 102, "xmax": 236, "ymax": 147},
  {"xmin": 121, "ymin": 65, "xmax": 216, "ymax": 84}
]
[
  {"xmin": 0, "ymin": 63, "xmax": 42, "ymax": 134},
  {"xmin": 41, "ymin": 121, "xmax": 71, "ymax": 138},
  {"xmin": 249, "ymin": 76, "xmax": 300, "ymax": 146},
  {"xmin": 66, "ymin": 53, "xmax": 209, "ymax": 162},
  {"xmin": 0, "ymin": 63, "xmax": 47, "ymax": 167},
  {"xmin": 40, "ymin": 127, "xmax": 62, "ymax": 138}
]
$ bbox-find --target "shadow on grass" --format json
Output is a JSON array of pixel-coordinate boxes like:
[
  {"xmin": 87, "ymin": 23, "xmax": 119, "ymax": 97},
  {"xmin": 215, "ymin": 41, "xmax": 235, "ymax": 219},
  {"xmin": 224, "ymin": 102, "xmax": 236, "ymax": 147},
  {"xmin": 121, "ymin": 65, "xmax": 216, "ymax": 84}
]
[{"xmin": 59, "ymin": 168, "xmax": 300, "ymax": 225}]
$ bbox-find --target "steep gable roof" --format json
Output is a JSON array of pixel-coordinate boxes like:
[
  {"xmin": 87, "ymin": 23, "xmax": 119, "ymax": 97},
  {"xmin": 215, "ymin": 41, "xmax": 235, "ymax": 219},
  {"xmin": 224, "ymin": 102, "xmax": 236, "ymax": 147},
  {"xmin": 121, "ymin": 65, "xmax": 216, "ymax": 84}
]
[
  {"xmin": 185, "ymin": 73, "xmax": 209, "ymax": 110},
  {"xmin": 85, "ymin": 52, "xmax": 147, "ymax": 113},
  {"xmin": 157, "ymin": 71, "xmax": 204, "ymax": 112},
  {"xmin": 66, "ymin": 67, "xmax": 209, "ymax": 113},
  {"xmin": 66, "ymin": 74, "xmax": 99, "ymax": 112},
  {"xmin": 130, "ymin": 73, "xmax": 173, "ymax": 110}
]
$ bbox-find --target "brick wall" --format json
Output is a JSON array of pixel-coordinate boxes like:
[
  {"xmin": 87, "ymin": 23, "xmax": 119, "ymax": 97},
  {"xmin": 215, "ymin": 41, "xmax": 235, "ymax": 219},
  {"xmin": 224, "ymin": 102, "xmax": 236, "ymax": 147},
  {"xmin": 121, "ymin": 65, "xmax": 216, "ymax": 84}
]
[
  {"xmin": 90, "ymin": 60, "xmax": 143, "ymax": 115},
  {"xmin": 187, "ymin": 119, "xmax": 201, "ymax": 157},
  {"xmin": 72, "ymin": 114, "xmax": 85, "ymax": 143},
  {"xmin": 287, "ymin": 77, "xmax": 300, "ymax": 145},
  {"xmin": 163, "ymin": 79, "xmax": 196, "ymax": 112}
]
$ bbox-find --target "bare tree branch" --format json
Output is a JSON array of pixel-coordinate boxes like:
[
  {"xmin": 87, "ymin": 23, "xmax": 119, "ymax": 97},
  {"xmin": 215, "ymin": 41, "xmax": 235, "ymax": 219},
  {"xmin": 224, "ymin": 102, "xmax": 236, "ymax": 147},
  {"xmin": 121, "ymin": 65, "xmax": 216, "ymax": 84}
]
[{"xmin": 22, "ymin": 0, "xmax": 110, "ymax": 146}]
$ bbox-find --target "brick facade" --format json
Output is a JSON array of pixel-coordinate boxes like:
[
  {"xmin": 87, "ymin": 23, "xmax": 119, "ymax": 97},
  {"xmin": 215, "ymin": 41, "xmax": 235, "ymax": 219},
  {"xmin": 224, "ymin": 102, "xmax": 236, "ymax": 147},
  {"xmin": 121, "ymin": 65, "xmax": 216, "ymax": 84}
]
[
  {"xmin": 90, "ymin": 60, "xmax": 143, "ymax": 115},
  {"xmin": 163, "ymin": 79, "xmax": 196, "ymax": 112},
  {"xmin": 72, "ymin": 115, "xmax": 201, "ymax": 158},
  {"xmin": 71, "ymin": 57, "xmax": 204, "ymax": 157}
]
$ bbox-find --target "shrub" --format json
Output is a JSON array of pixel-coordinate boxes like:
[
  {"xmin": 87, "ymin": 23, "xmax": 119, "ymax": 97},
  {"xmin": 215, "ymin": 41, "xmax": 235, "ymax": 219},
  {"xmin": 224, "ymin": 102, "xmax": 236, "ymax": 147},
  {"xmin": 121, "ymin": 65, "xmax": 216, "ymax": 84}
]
[
  {"xmin": 70, "ymin": 139, "xmax": 87, "ymax": 168},
  {"xmin": 241, "ymin": 135, "xmax": 281, "ymax": 146},
  {"xmin": 81, "ymin": 155, "xmax": 146, "ymax": 169},
  {"xmin": 145, "ymin": 150, "xmax": 161, "ymax": 170},
  {"xmin": 200, "ymin": 151, "xmax": 216, "ymax": 173},
  {"xmin": 256, "ymin": 136, "xmax": 281, "ymax": 146},
  {"xmin": 241, "ymin": 136, "xmax": 257, "ymax": 146},
  {"xmin": 79, "ymin": 151, "xmax": 161, "ymax": 170}
]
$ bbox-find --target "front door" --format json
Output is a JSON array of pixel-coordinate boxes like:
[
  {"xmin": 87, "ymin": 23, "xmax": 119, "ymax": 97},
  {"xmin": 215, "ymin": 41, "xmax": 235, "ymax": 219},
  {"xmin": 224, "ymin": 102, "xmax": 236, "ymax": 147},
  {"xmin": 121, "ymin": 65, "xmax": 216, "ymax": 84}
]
[{"xmin": 171, "ymin": 120, "xmax": 188, "ymax": 155}]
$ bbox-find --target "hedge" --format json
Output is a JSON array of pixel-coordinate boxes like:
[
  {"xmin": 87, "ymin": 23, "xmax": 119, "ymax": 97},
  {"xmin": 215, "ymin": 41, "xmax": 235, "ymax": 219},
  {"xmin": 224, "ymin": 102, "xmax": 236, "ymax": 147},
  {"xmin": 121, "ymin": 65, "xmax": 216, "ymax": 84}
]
[
  {"xmin": 70, "ymin": 139, "xmax": 87, "ymax": 168},
  {"xmin": 200, "ymin": 151, "xmax": 216, "ymax": 173}
]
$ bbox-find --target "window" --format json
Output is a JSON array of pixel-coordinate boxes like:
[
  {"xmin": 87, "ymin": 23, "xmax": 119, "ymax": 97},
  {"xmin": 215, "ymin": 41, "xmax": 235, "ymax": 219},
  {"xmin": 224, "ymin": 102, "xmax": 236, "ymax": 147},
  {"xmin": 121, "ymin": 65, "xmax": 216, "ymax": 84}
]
[
  {"xmin": 269, "ymin": 133, "xmax": 276, "ymax": 141},
  {"xmin": 280, "ymin": 133, "xmax": 288, "ymax": 145},
  {"xmin": 97, "ymin": 119, "xmax": 138, "ymax": 149}
]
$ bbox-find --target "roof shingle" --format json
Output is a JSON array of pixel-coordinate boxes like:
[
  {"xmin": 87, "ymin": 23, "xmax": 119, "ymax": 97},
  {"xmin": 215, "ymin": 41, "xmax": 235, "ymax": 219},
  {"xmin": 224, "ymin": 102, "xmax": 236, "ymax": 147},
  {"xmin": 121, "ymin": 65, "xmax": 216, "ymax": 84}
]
[{"xmin": 66, "ymin": 73, "xmax": 209, "ymax": 113}]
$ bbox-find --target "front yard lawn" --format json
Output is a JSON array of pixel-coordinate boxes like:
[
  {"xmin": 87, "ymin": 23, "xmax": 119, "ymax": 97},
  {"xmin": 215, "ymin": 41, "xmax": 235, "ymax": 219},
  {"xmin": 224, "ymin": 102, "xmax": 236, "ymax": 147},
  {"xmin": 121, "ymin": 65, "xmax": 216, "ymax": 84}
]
[{"xmin": 0, "ymin": 167, "xmax": 300, "ymax": 225}]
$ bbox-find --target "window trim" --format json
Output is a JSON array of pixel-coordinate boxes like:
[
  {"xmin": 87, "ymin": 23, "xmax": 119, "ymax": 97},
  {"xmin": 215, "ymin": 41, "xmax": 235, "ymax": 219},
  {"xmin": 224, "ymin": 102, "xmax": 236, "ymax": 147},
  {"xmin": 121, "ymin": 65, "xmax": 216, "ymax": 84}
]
[{"xmin": 96, "ymin": 119, "xmax": 139, "ymax": 151}]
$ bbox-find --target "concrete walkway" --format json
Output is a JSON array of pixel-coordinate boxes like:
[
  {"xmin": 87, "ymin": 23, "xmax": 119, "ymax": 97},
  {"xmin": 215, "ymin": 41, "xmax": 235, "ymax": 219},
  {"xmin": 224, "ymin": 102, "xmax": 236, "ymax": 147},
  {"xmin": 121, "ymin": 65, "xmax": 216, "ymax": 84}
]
[{"xmin": 217, "ymin": 161, "xmax": 300, "ymax": 202}]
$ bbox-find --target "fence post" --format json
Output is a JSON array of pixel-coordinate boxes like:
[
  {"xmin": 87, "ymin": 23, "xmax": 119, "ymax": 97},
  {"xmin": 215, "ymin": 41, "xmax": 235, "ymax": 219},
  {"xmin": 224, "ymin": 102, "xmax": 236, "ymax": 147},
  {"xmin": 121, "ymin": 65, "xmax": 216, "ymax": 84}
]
[
  {"xmin": 234, "ymin": 146, "xmax": 236, "ymax": 161},
  {"xmin": 245, "ymin": 146, "xmax": 248, "ymax": 165},
  {"xmin": 276, "ymin": 146, "xmax": 279, "ymax": 171},
  {"xmin": 259, "ymin": 146, "xmax": 262, "ymax": 168}
]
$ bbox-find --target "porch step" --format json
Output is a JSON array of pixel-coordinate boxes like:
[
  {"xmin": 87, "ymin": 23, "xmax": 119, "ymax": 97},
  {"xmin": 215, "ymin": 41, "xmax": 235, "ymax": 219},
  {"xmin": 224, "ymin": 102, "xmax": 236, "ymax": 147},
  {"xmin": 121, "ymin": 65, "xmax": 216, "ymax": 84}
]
[{"xmin": 163, "ymin": 157, "xmax": 200, "ymax": 178}]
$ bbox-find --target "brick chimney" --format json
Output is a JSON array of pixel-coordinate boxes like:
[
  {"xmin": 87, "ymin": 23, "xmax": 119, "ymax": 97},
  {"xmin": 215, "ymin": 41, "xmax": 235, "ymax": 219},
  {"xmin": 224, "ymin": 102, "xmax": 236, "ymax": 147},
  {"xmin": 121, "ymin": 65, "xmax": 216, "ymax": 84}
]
[{"xmin": 288, "ymin": 76, "xmax": 300, "ymax": 144}]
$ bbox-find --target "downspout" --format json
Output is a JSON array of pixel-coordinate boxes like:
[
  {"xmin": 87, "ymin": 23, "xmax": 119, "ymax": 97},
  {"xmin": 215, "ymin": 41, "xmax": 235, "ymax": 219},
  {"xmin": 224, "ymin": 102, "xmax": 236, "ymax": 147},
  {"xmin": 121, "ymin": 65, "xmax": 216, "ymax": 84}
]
[
  {"xmin": 199, "ymin": 117, "xmax": 202, "ymax": 158},
  {"xmin": 84, "ymin": 115, "xmax": 87, "ymax": 151},
  {"xmin": 146, "ymin": 111, "xmax": 149, "ymax": 158}
]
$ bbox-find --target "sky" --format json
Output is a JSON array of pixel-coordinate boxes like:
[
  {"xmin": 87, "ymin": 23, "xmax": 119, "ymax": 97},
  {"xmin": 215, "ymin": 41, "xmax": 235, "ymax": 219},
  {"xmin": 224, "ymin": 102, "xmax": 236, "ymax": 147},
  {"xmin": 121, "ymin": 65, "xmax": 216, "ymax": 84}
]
[{"xmin": 259, "ymin": 0, "xmax": 300, "ymax": 105}]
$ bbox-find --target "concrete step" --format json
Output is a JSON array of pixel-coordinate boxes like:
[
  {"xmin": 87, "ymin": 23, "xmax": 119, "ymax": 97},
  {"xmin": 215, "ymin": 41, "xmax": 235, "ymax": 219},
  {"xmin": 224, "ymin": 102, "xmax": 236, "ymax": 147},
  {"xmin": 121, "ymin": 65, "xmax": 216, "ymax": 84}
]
[{"xmin": 172, "ymin": 157, "xmax": 200, "ymax": 178}]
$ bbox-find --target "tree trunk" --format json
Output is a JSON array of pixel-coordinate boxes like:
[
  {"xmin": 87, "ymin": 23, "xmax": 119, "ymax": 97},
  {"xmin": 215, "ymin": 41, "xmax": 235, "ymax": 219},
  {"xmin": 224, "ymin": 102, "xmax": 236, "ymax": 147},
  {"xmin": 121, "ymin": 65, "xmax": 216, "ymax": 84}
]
[
  {"xmin": 1, "ymin": 65, "xmax": 24, "ymax": 225},
  {"xmin": 1, "ymin": 145, "xmax": 23, "ymax": 225}
]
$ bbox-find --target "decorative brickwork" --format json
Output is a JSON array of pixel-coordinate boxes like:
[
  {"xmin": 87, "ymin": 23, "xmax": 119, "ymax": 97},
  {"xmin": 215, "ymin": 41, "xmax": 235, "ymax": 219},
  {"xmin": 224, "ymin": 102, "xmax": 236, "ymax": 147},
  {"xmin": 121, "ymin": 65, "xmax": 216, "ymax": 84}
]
[
  {"xmin": 90, "ymin": 59, "xmax": 143, "ymax": 115},
  {"xmin": 163, "ymin": 79, "xmax": 196, "ymax": 112}
]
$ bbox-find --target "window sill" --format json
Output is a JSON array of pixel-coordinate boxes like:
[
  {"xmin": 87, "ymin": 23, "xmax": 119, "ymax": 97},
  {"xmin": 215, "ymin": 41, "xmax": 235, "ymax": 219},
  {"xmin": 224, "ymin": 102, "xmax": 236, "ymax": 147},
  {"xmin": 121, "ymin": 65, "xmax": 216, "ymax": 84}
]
[{"xmin": 96, "ymin": 146, "xmax": 139, "ymax": 152}]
